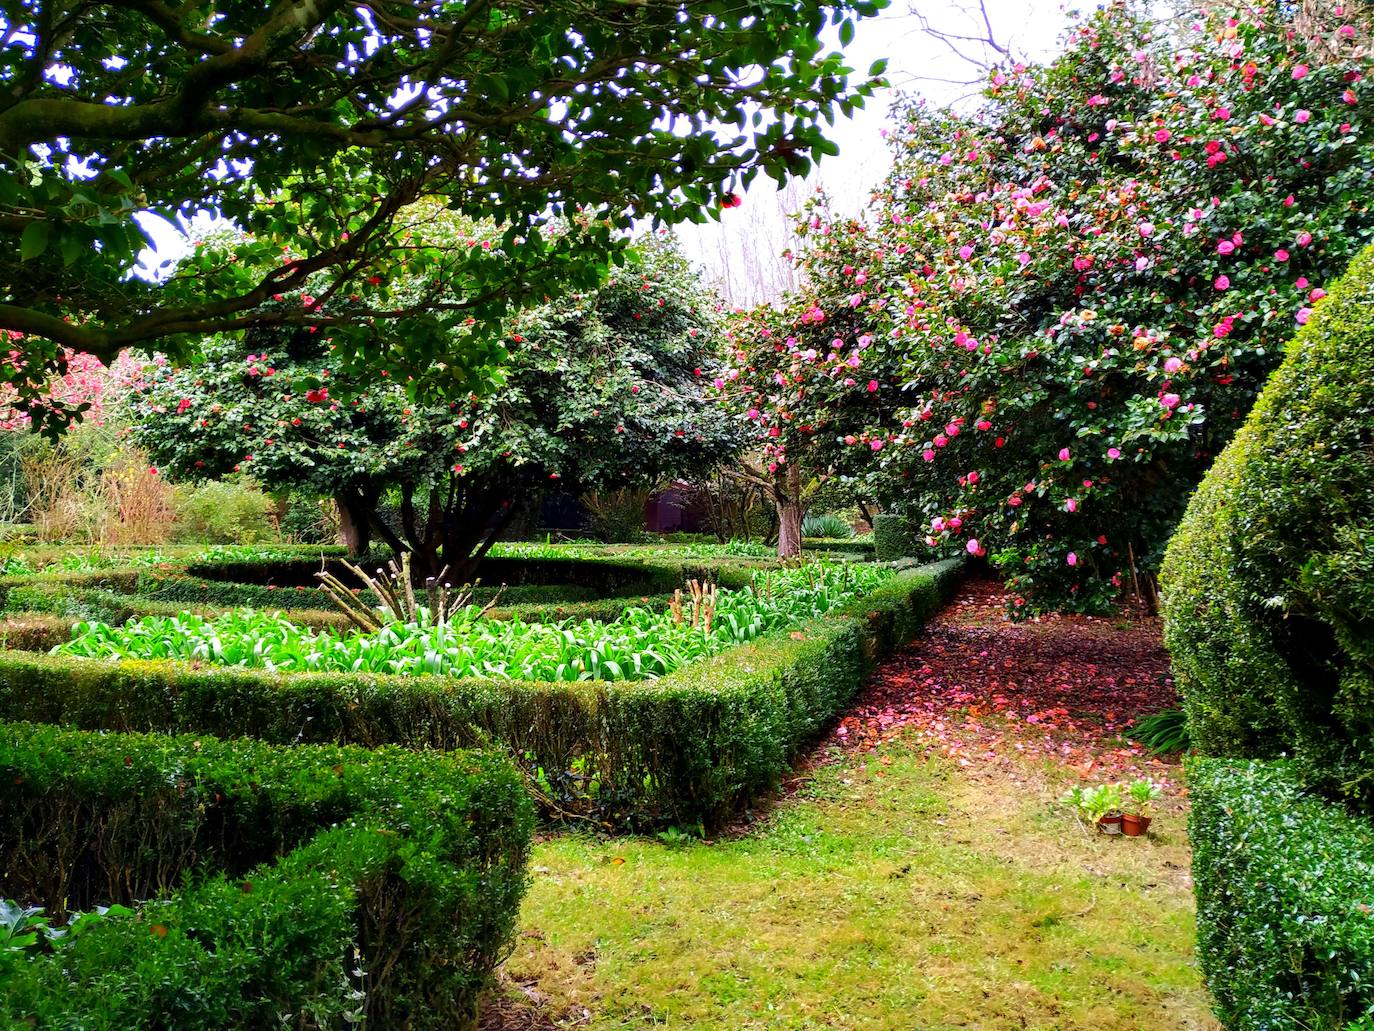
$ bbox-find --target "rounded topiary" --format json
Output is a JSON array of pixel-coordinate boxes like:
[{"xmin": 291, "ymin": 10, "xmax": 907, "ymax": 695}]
[
  {"xmin": 1162, "ymin": 244, "xmax": 1374, "ymax": 802},
  {"xmin": 872, "ymin": 513, "xmax": 920, "ymax": 562}
]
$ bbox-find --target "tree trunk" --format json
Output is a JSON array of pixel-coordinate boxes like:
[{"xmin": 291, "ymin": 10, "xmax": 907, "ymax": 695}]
[
  {"xmin": 774, "ymin": 465, "xmax": 804, "ymax": 558},
  {"xmin": 335, "ymin": 496, "xmax": 371, "ymax": 557}
]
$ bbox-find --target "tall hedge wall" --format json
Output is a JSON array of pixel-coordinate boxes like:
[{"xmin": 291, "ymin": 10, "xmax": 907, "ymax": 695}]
[
  {"xmin": 1162, "ymin": 244, "xmax": 1374, "ymax": 802},
  {"xmin": 0, "ymin": 723, "xmax": 533, "ymax": 1029}
]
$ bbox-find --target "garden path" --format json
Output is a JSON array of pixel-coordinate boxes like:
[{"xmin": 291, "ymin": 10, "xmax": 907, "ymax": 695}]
[{"xmin": 486, "ymin": 577, "xmax": 1215, "ymax": 1030}]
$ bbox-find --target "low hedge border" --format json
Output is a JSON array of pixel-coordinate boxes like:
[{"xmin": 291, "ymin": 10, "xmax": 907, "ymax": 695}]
[
  {"xmin": 0, "ymin": 722, "xmax": 532, "ymax": 1030},
  {"xmin": 0, "ymin": 559, "xmax": 961, "ymax": 828},
  {"xmin": 1188, "ymin": 757, "xmax": 1374, "ymax": 1029}
]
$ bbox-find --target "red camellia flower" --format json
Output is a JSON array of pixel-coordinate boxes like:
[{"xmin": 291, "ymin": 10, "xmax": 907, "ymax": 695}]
[{"xmin": 305, "ymin": 387, "xmax": 329, "ymax": 403}]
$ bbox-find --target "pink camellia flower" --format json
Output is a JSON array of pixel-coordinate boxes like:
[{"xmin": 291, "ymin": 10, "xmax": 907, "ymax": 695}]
[
  {"xmin": 1296, "ymin": 276, "xmax": 1310, "ymax": 289},
  {"xmin": 1153, "ymin": 128, "xmax": 1171, "ymax": 143},
  {"xmin": 1065, "ymin": 498, "xmax": 1078, "ymax": 513},
  {"xmin": 1295, "ymin": 109, "xmax": 1311, "ymax": 124},
  {"xmin": 1161, "ymin": 392, "xmax": 1181, "ymax": 409},
  {"xmin": 966, "ymin": 538, "xmax": 983, "ymax": 556},
  {"xmin": 958, "ymin": 244, "xmax": 975, "ymax": 260},
  {"xmin": 1164, "ymin": 356, "xmax": 1183, "ymax": 373},
  {"xmin": 746, "ymin": 408, "xmax": 760, "ymax": 420},
  {"xmin": 1296, "ymin": 306, "xmax": 1314, "ymax": 324},
  {"xmin": 923, "ymin": 449, "xmax": 936, "ymax": 462},
  {"xmin": 1275, "ymin": 249, "xmax": 1290, "ymax": 262},
  {"xmin": 1067, "ymin": 552, "xmax": 1078, "ymax": 567},
  {"xmin": 870, "ymin": 439, "xmax": 883, "ymax": 451},
  {"xmin": 1339, "ymin": 24, "xmax": 1356, "ymax": 38},
  {"xmin": 1343, "ymin": 89, "xmax": 1358, "ymax": 105},
  {"xmin": 1058, "ymin": 447, "xmax": 1071, "ymax": 461},
  {"xmin": 1310, "ymin": 287, "xmax": 1327, "ymax": 301},
  {"xmin": 967, "ymin": 471, "xmax": 980, "ymax": 485},
  {"xmin": 867, "ymin": 380, "xmax": 879, "ymax": 392},
  {"xmin": 1216, "ymin": 240, "xmax": 1235, "ymax": 255},
  {"xmin": 1215, "ymin": 275, "xmax": 1231, "ymax": 290},
  {"xmin": 948, "ymin": 517, "xmax": 963, "ymax": 530},
  {"xmin": 1297, "ymin": 231, "xmax": 1313, "ymax": 247},
  {"xmin": 1284, "ymin": 194, "xmax": 1295, "ymax": 207},
  {"xmin": 931, "ymin": 517, "xmax": 945, "ymax": 532},
  {"xmin": 1293, "ymin": 64, "xmax": 1310, "ymax": 79},
  {"xmin": 976, "ymin": 419, "xmax": 992, "ymax": 431},
  {"xmin": 1107, "ymin": 447, "xmax": 1122, "ymax": 460},
  {"xmin": 946, "ymin": 422, "xmax": 960, "ymax": 437},
  {"xmin": 1139, "ymin": 221, "xmax": 1155, "ymax": 237}
]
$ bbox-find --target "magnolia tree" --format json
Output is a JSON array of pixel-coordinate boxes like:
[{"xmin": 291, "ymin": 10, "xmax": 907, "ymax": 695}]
[
  {"xmin": 807, "ymin": 0, "xmax": 1374, "ymax": 612},
  {"xmin": 128, "ymin": 236, "xmax": 736, "ymax": 577},
  {"xmin": 0, "ymin": 0, "xmax": 886, "ymax": 432}
]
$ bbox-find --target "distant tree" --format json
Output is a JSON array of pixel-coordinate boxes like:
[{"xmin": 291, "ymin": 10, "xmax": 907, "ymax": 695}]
[{"xmin": 128, "ymin": 235, "xmax": 737, "ymax": 577}]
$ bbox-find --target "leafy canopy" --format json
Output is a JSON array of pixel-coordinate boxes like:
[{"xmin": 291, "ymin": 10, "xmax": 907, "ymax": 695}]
[
  {"xmin": 0, "ymin": 0, "xmax": 887, "ymax": 425},
  {"xmin": 126, "ymin": 233, "xmax": 737, "ymax": 575}
]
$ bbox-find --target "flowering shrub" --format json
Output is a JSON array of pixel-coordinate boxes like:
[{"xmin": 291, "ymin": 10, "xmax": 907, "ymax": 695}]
[
  {"xmin": 128, "ymin": 235, "xmax": 736, "ymax": 578},
  {"xmin": 791, "ymin": 0, "xmax": 1374, "ymax": 612}
]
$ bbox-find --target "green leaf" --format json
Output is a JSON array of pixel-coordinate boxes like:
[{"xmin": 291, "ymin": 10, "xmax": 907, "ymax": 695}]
[{"xmin": 20, "ymin": 222, "xmax": 51, "ymax": 261}]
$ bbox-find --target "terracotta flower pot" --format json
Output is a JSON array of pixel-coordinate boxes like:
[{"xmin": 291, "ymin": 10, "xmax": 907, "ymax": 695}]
[
  {"xmin": 1121, "ymin": 813, "xmax": 1152, "ymax": 837},
  {"xmin": 1097, "ymin": 813, "xmax": 1123, "ymax": 835}
]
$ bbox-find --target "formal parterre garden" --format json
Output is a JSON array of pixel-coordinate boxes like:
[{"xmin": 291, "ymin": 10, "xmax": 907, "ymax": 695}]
[{"xmin": 1, "ymin": 0, "xmax": 1372, "ymax": 1026}]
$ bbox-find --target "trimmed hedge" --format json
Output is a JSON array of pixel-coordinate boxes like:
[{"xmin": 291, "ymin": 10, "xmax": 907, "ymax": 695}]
[
  {"xmin": 872, "ymin": 514, "xmax": 920, "ymax": 562},
  {"xmin": 1162, "ymin": 244, "xmax": 1374, "ymax": 801},
  {"xmin": 0, "ymin": 560, "xmax": 962, "ymax": 828},
  {"xmin": 0, "ymin": 723, "xmax": 533, "ymax": 1029},
  {"xmin": 1189, "ymin": 758, "xmax": 1374, "ymax": 1029}
]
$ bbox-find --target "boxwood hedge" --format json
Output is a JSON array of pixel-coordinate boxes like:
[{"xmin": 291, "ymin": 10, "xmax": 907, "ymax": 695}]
[
  {"xmin": 0, "ymin": 559, "xmax": 962, "ymax": 829},
  {"xmin": 1162, "ymin": 244, "xmax": 1374, "ymax": 801},
  {"xmin": 1189, "ymin": 758, "xmax": 1374, "ymax": 1029},
  {"xmin": 0, "ymin": 722, "xmax": 533, "ymax": 1030},
  {"xmin": 872, "ymin": 514, "xmax": 920, "ymax": 562}
]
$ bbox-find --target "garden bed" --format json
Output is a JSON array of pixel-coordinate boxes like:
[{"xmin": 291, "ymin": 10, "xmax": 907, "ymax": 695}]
[{"xmin": 0, "ymin": 559, "xmax": 962, "ymax": 829}]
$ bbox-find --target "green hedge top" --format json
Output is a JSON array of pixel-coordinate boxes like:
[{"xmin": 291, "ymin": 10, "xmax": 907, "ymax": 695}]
[
  {"xmin": 0, "ymin": 560, "xmax": 962, "ymax": 829},
  {"xmin": 0, "ymin": 721, "xmax": 530, "ymax": 915},
  {"xmin": 1188, "ymin": 757, "xmax": 1374, "ymax": 1029},
  {"xmin": 0, "ymin": 722, "xmax": 533, "ymax": 1030},
  {"xmin": 1163, "ymin": 243, "xmax": 1374, "ymax": 803}
]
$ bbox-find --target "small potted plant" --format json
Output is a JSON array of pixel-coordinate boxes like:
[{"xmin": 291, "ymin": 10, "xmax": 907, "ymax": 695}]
[
  {"xmin": 1063, "ymin": 783, "xmax": 1124, "ymax": 834},
  {"xmin": 1122, "ymin": 778, "xmax": 1163, "ymax": 836}
]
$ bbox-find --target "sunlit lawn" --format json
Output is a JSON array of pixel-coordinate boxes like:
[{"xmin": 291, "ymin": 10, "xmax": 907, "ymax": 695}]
[{"xmin": 504, "ymin": 735, "xmax": 1215, "ymax": 1030}]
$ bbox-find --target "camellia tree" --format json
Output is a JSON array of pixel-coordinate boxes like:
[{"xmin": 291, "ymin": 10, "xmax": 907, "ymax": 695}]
[
  {"xmin": 808, "ymin": 0, "xmax": 1374, "ymax": 612},
  {"xmin": 0, "ymin": 0, "xmax": 887, "ymax": 430},
  {"xmin": 127, "ymin": 234, "xmax": 737, "ymax": 578},
  {"xmin": 715, "ymin": 194, "xmax": 909, "ymax": 556}
]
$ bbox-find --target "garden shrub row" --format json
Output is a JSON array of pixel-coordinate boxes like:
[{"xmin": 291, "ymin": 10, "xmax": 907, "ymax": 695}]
[
  {"xmin": 0, "ymin": 722, "xmax": 533, "ymax": 1029},
  {"xmin": 0, "ymin": 559, "xmax": 962, "ymax": 828},
  {"xmin": 1188, "ymin": 758, "xmax": 1374, "ymax": 1029}
]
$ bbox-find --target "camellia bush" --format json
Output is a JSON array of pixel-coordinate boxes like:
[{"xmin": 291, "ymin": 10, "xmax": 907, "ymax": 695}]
[
  {"xmin": 715, "ymin": 195, "xmax": 910, "ymax": 556},
  {"xmin": 128, "ymin": 235, "xmax": 737, "ymax": 577},
  {"xmin": 799, "ymin": 0, "xmax": 1373, "ymax": 612}
]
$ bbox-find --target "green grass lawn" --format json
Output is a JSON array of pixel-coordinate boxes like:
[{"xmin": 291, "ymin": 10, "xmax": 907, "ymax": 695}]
[{"xmin": 504, "ymin": 735, "xmax": 1215, "ymax": 1030}]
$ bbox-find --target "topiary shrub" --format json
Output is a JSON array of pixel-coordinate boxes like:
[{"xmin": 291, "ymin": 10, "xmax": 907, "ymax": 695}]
[
  {"xmin": 1162, "ymin": 244, "xmax": 1374, "ymax": 802},
  {"xmin": 1189, "ymin": 758, "xmax": 1374, "ymax": 1029},
  {"xmin": 872, "ymin": 513, "xmax": 919, "ymax": 562}
]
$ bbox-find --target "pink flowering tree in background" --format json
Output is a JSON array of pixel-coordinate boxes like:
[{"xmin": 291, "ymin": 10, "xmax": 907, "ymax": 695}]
[
  {"xmin": 715, "ymin": 195, "xmax": 908, "ymax": 556},
  {"xmin": 0, "ymin": 348, "xmax": 149, "ymax": 435},
  {"xmin": 827, "ymin": 0, "xmax": 1374, "ymax": 613}
]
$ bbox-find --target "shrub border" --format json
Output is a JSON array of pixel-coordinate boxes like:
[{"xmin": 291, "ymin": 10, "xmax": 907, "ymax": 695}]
[{"xmin": 0, "ymin": 559, "xmax": 962, "ymax": 827}]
